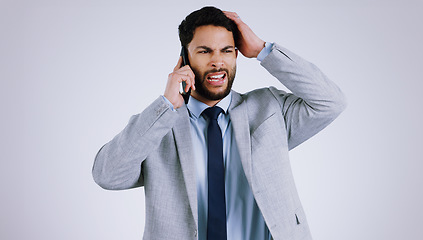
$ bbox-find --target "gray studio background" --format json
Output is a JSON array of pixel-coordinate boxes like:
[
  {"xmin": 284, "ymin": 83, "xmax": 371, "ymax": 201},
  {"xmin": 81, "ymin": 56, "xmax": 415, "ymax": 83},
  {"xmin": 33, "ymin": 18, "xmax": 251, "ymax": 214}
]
[{"xmin": 1, "ymin": 0, "xmax": 422, "ymax": 239}]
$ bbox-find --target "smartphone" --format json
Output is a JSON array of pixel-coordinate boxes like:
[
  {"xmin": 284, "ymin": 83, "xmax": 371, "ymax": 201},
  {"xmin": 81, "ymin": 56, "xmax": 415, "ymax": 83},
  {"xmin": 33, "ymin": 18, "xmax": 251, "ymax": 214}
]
[{"xmin": 180, "ymin": 46, "xmax": 191, "ymax": 104}]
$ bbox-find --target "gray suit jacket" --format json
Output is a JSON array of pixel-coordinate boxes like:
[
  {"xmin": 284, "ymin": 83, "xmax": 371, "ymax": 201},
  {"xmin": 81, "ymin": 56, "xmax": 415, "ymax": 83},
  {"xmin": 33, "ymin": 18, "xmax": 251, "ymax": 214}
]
[{"xmin": 92, "ymin": 43, "xmax": 346, "ymax": 240}]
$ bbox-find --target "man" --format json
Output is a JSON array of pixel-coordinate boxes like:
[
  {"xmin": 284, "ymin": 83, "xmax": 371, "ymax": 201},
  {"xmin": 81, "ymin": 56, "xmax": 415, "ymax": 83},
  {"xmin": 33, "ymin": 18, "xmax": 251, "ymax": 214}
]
[{"xmin": 93, "ymin": 6, "xmax": 346, "ymax": 240}]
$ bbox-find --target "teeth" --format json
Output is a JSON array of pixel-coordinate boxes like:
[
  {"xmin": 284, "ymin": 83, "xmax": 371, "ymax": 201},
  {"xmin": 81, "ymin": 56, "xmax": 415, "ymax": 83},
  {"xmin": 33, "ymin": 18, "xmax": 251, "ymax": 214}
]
[{"xmin": 210, "ymin": 74, "xmax": 224, "ymax": 79}]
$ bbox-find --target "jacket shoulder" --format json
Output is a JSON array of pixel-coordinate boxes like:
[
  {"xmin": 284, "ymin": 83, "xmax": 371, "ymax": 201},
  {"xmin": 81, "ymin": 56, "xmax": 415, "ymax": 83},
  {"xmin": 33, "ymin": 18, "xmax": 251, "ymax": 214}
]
[{"xmin": 237, "ymin": 86, "xmax": 288, "ymax": 110}]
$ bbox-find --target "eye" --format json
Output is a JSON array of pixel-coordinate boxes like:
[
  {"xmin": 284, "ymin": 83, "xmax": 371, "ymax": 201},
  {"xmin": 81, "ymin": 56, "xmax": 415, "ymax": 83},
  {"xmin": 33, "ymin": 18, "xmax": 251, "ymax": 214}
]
[
  {"xmin": 223, "ymin": 49, "xmax": 233, "ymax": 53},
  {"xmin": 199, "ymin": 50, "xmax": 209, "ymax": 54}
]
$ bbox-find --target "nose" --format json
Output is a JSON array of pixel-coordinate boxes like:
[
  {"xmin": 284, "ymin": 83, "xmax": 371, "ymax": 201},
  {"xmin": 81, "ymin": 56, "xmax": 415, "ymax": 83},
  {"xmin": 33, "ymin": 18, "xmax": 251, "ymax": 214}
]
[{"xmin": 210, "ymin": 53, "xmax": 224, "ymax": 68}]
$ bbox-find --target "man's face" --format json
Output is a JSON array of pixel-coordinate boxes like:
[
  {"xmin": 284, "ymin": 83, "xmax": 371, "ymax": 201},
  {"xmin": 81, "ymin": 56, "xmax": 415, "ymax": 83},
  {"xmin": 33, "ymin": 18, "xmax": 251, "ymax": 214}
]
[{"xmin": 187, "ymin": 25, "xmax": 238, "ymax": 102}]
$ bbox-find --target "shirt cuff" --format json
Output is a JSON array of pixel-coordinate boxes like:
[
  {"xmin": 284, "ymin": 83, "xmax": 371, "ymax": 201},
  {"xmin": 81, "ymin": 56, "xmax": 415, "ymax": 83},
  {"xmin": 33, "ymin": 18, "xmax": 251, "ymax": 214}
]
[
  {"xmin": 161, "ymin": 95, "xmax": 176, "ymax": 111},
  {"xmin": 257, "ymin": 42, "xmax": 274, "ymax": 62}
]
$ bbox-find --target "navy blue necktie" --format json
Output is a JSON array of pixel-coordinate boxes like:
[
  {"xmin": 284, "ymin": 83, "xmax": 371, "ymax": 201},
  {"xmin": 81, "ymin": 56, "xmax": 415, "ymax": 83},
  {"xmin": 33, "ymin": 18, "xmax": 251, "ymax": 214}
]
[{"xmin": 202, "ymin": 106, "xmax": 227, "ymax": 240}]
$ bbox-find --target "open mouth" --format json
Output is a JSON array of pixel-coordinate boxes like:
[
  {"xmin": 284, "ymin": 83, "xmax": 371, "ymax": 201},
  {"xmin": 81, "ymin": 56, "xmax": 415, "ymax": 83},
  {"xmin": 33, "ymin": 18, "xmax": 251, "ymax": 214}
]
[{"xmin": 206, "ymin": 72, "xmax": 226, "ymax": 85}]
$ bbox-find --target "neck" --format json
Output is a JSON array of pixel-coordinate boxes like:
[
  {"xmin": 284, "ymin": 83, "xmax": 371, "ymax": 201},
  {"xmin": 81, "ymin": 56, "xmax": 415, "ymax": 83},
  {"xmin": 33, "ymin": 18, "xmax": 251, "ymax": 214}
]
[{"xmin": 190, "ymin": 92, "xmax": 222, "ymax": 107}]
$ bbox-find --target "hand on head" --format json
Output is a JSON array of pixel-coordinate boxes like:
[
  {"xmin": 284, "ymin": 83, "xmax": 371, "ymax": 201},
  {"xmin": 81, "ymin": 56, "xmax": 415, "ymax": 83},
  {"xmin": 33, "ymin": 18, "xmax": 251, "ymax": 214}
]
[{"xmin": 223, "ymin": 11, "xmax": 266, "ymax": 58}]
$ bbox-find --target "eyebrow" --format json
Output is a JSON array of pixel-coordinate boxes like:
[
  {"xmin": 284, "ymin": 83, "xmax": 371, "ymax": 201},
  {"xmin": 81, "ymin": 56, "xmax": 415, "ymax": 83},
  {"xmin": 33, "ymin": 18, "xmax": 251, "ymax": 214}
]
[
  {"xmin": 195, "ymin": 45, "xmax": 235, "ymax": 51},
  {"xmin": 222, "ymin": 46, "xmax": 235, "ymax": 51}
]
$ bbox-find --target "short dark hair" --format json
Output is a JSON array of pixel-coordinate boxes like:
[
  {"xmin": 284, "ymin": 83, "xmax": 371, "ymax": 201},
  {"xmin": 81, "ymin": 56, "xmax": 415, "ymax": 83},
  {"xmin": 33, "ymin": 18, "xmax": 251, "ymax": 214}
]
[{"xmin": 178, "ymin": 6, "xmax": 239, "ymax": 49}]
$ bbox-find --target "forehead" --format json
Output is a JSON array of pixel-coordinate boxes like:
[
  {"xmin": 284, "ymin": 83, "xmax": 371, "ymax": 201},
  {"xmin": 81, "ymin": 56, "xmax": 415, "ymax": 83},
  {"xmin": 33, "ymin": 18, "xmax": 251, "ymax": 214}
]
[{"xmin": 189, "ymin": 25, "xmax": 235, "ymax": 49}]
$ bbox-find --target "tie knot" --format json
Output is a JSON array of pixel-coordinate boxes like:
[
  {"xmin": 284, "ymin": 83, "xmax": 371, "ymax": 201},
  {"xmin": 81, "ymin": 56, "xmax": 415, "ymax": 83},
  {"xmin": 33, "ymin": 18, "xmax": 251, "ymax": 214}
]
[{"xmin": 202, "ymin": 106, "xmax": 223, "ymax": 120}]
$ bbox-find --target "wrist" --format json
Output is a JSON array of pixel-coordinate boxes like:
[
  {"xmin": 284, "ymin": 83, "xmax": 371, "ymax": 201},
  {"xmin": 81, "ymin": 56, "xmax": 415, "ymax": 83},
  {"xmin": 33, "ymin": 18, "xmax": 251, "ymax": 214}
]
[
  {"xmin": 257, "ymin": 42, "xmax": 273, "ymax": 61},
  {"xmin": 161, "ymin": 95, "xmax": 176, "ymax": 111},
  {"xmin": 251, "ymin": 40, "xmax": 266, "ymax": 58}
]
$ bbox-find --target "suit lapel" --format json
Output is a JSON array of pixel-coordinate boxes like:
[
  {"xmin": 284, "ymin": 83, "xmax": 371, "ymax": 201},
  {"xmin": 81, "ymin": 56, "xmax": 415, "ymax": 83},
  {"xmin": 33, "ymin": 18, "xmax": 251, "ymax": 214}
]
[
  {"xmin": 228, "ymin": 92, "xmax": 253, "ymax": 187},
  {"xmin": 172, "ymin": 105, "xmax": 198, "ymax": 227}
]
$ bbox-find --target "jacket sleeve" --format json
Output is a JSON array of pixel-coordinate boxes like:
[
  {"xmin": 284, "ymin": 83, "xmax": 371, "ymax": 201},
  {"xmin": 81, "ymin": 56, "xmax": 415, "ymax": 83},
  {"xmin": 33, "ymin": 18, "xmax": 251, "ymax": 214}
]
[
  {"xmin": 92, "ymin": 96, "xmax": 178, "ymax": 190},
  {"xmin": 260, "ymin": 43, "xmax": 347, "ymax": 150}
]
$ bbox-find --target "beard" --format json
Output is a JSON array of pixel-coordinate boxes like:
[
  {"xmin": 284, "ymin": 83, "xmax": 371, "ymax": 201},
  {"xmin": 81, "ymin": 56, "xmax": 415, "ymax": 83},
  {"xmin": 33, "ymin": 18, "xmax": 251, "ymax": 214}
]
[{"xmin": 191, "ymin": 65, "xmax": 236, "ymax": 101}]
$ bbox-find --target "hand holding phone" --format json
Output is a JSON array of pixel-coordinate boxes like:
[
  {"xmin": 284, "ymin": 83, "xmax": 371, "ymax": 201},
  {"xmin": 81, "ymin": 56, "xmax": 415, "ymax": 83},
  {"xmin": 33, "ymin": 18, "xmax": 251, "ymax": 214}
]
[{"xmin": 163, "ymin": 49, "xmax": 195, "ymax": 109}]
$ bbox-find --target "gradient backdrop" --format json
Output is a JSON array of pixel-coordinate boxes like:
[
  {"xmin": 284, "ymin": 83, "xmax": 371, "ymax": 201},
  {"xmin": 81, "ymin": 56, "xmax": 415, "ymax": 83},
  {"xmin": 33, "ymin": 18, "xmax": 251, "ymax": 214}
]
[{"xmin": 1, "ymin": 0, "xmax": 422, "ymax": 239}]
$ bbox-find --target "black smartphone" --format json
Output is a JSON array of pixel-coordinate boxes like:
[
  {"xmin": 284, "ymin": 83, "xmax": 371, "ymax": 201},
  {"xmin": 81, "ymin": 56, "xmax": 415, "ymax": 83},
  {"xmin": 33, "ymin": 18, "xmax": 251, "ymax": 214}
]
[{"xmin": 180, "ymin": 46, "xmax": 191, "ymax": 104}]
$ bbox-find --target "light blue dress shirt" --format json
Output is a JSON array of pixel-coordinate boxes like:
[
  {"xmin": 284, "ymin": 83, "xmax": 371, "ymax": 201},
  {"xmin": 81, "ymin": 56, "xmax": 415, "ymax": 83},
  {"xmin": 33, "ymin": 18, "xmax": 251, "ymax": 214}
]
[
  {"xmin": 163, "ymin": 42, "xmax": 274, "ymax": 239},
  {"xmin": 186, "ymin": 93, "xmax": 271, "ymax": 240}
]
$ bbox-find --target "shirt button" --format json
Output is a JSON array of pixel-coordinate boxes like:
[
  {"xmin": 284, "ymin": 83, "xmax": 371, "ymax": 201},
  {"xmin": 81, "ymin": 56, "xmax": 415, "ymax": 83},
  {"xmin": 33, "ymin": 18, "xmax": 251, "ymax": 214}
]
[{"xmin": 194, "ymin": 230, "xmax": 197, "ymax": 237}]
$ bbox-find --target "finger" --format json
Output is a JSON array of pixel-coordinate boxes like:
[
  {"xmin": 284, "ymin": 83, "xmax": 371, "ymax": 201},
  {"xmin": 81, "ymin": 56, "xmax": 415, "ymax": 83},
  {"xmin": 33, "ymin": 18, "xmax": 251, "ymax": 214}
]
[
  {"xmin": 177, "ymin": 72, "xmax": 195, "ymax": 93},
  {"xmin": 223, "ymin": 11, "xmax": 241, "ymax": 22},
  {"xmin": 179, "ymin": 74, "xmax": 194, "ymax": 92},
  {"xmin": 223, "ymin": 11, "xmax": 236, "ymax": 17},
  {"xmin": 177, "ymin": 66, "xmax": 195, "ymax": 82},
  {"xmin": 174, "ymin": 56, "xmax": 183, "ymax": 71},
  {"xmin": 178, "ymin": 78, "xmax": 190, "ymax": 93},
  {"xmin": 185, "ymin": 66, "xmax": 196, "ymax": 82},
  {"xmin": 187, "ymin": 70, "xmax": 196, "ymax": 91},
  {"xmin": 185, "ymin": 80, "xmax": 191, "ymax": 93},
  {"xmin": 177, "ymin": 65, "xmax": 191, "ymax": 73},
  {"xmin": 175, "ymin": 72, "xmax": 193, "ymax": 85},
  {"xmin": 188, "ymin": 74, "xmax": 195, "ymax": 91}
]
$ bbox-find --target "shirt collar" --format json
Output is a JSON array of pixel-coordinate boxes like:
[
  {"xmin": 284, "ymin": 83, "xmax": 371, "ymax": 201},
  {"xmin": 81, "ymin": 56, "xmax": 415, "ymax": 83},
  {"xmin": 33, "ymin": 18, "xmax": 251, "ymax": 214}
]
[{"xmin": 187, "ymin": 92, "xmax": 232, "ymax": 119}]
